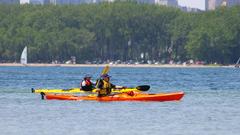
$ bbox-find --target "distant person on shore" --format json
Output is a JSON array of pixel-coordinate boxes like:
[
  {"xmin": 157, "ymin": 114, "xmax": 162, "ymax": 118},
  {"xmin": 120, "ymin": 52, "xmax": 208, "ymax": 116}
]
[
  {"xmin": 96, "ymin": 74, "xmax": 125, "ymax": 97},
  {"xmin": 80, "ymin": 75, "xmax": 94, "ymax": 91}
]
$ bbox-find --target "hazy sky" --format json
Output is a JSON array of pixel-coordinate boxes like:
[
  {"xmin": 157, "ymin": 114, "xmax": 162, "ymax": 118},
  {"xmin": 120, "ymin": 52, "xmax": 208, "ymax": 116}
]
[{"xmin": 178, "ymin": 0, "xmax": 205, "ymax": 10}]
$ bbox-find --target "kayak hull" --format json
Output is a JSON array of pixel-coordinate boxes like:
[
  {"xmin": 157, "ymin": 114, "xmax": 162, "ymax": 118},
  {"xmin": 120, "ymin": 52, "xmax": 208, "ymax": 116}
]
[{"xmin": 43, "ymin": 91, "xmax": 184, "ymax": 102}]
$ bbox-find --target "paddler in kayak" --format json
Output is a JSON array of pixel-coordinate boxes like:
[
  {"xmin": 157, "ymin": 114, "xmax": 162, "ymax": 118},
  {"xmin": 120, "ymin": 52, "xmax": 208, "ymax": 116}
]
[
  {"xmin": 80, "ymin": 75, "xmax": 95, "ymax": 91},
  {"xmin": 96, "ymin": 74, "xmax": 125, "ymax": 97}
]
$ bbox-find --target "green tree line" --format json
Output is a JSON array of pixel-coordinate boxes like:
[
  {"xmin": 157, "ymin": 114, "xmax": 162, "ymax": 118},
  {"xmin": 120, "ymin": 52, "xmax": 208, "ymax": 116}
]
[{"xmin": 0, "ymin": 2, "xmax": 240, "ymax": 64}]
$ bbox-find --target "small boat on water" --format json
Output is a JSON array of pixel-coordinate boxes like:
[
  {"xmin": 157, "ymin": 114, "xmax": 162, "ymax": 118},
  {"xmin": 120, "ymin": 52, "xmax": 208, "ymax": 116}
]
[
  {"xmin": 235, "ymin": 57, "xmax": 240, "ymax": 68},
  {"xmin": 20, "ymin": 46, "xmax": 27, "ymax": 65}
]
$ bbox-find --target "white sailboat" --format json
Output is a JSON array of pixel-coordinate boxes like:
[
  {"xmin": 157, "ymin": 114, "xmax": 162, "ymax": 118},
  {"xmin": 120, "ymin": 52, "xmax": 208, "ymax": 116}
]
[
  {"xmin": 235, "ymin": 57, "xmax": 240, "ymax": 68},
  {"xmin": 20, "ymin": 46, "xmax": 27, "ymax": 65}
]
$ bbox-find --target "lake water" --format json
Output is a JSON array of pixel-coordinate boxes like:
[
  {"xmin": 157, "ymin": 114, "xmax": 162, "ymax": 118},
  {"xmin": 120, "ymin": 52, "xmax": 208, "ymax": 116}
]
[{"xmin": 0, "ymin": 66, "xmax": 239, "ymax": 135}]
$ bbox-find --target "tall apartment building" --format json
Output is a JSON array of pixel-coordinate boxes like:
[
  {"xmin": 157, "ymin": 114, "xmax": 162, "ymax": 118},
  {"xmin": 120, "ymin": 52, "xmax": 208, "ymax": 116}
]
[
  {"xmin": 207, "ymin": 0, "xmax": 221, "ymax": 10},
  {"xmin": 0, "ymin": 0, "xmax": 19, "ymax": 4},
  {"xmin": 206, "ymin": 0, "xmax": 240, "ymax": 10}
]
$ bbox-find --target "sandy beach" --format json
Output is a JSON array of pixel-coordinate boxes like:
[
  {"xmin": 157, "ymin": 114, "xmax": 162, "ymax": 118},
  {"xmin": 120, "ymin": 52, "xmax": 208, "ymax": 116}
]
[{"xmin": 0, "ymin": 63, "xmax": 234, "ymax": 68}]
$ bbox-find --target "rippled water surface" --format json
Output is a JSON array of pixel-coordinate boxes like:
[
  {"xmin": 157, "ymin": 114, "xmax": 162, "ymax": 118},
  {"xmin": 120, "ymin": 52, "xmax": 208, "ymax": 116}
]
[{"xmin": 0, "ymin": 66, "xmax": 239, "ymax": 135}]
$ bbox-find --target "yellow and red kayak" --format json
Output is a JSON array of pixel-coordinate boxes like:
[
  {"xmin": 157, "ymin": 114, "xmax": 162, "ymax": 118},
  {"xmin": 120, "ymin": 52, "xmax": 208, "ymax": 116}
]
[
  {"xmin": 41, "ymin": 91, "xmax": 184, "ymax": 102},
  {"xmin": 32, "ymin": 85, "xmax": 150, "ymax": 94}
]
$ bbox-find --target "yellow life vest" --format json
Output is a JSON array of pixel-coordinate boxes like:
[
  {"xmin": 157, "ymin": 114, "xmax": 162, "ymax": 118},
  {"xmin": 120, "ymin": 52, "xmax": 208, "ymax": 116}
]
[{"xmin": 98, "ymin": 80, "xmax": 111, "ymax": 96}]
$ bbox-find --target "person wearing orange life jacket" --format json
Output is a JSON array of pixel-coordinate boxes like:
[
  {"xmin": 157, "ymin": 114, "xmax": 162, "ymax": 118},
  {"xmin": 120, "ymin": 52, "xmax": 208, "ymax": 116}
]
[
  {"xmin": 80, "ymin": 75, "xmax": 94, "ymax": 91},
  {"xmin": 96, "ymin": 74, "xmax": 125, "ymax": 97}
]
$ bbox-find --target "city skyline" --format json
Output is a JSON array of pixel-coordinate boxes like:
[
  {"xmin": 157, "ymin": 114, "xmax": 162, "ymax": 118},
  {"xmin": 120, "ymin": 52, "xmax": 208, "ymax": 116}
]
[
  {"xmin": 13, "ymin": 0, "xmax": 240, "ymax": 11},
  {"xmin": 18, "ymin": 0, "xmax": 206, "ymax": 10}
]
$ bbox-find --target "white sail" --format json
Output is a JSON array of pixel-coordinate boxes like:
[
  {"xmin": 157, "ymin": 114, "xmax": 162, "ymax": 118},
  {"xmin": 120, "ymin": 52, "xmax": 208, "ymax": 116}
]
[
  {"xmin": 20, "ymin": 46, "xmax": 27, "ymax": 64},
  {"xmin": 236, "ymin": 57, "xmax": 240, "ymax": 65},
  {"xmin": 235, "ymin": 57, "xmax": 240, "ymax": 68}
]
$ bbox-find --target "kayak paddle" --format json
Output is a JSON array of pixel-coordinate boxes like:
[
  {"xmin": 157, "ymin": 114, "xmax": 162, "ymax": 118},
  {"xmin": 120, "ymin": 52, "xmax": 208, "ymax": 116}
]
[
  {"xmin": 115, "ymin": 85, "xmax": 150, "ymax": 91},
  {"xmin": 101, "ymin": 65, "xmax": 109, "ymax": 75},
  {"xmin": 96, "ymin": 65, "xmax": 109, "ymax": 87}
]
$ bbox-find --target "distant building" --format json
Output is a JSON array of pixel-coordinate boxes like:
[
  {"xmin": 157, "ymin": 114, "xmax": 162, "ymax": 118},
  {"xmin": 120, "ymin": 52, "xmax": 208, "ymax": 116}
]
[
  {"xmin": 20, "ymin": 0, "xmax": 49, "ymax": 4},
  {"xmin": 138, "ymin": 0, "xmax": 178, "ymax": 7},
  {"xmin": 156, "ymin": 0, "xmax": 178, "ymax": 7},
  {"xmin": 0, "ymin": 0, "xmax": 19, "ymax": 4},
  {"xmin": 49, "ymin": 0, "xmax": 79, "ymax": 5},
  {"xmin": 207, "ymin": 0, "xmax": 223, "ymax": 10},
  {"xmin": 49, "ymin": 0, "xmax": 113, "ymax": 5},
  {"xmin": 179, "ymin": 6, "xmax": 203, "ymax": 12},
  {"xmin": 206, "ymin": 0, "xmax": 240, "ymax": 10}
]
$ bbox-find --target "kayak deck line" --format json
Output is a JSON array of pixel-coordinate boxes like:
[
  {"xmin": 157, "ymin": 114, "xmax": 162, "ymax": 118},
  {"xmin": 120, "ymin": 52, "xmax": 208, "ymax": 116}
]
[
  {"xmin": 40, "ymin": 91, "xmax": 184, "ymax": 102},
  {"xmin": 32, "ymin": 85, "xmax": 150, "ymax": 94},
  {"xmin": 33, "ymin": 88, "xmax": 141, "ymax": 93}
]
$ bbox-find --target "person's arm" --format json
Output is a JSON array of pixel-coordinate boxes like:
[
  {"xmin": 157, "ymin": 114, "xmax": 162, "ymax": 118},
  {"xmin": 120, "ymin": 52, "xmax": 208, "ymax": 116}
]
[
  {"xmin": 90, "ymin": 80, "xmax": 95, "ymax": 88},
  {"xmin": 95, "ymin": 80, "xmax": 103, "ymax": 93},
  {"xmin": 81, "ymin": 81, "xmax": 86, "ymax": 87},
  {"xmin": 96, "ymin": 80, "xmax": 103, "ymax": 89}
]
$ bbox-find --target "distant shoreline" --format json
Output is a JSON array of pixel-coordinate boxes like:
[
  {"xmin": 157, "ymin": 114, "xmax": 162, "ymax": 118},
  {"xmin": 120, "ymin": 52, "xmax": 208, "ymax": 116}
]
[{"xmin": 0, "ymin": 63, "xmax": 235, "ymax": 68}]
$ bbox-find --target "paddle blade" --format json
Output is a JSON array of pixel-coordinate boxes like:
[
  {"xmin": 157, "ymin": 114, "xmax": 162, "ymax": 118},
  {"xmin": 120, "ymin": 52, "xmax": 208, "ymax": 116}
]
[
  {"xmin": 102, "ymin": 65, "xmax": 109, "ymax": 75},
  {"xmin": 136, "ymin": 85, "xmax": 150, "ymax": 91},
  {"xmin": 96, "ymin": 65, "xmax": 110, "ymax": 87}
]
